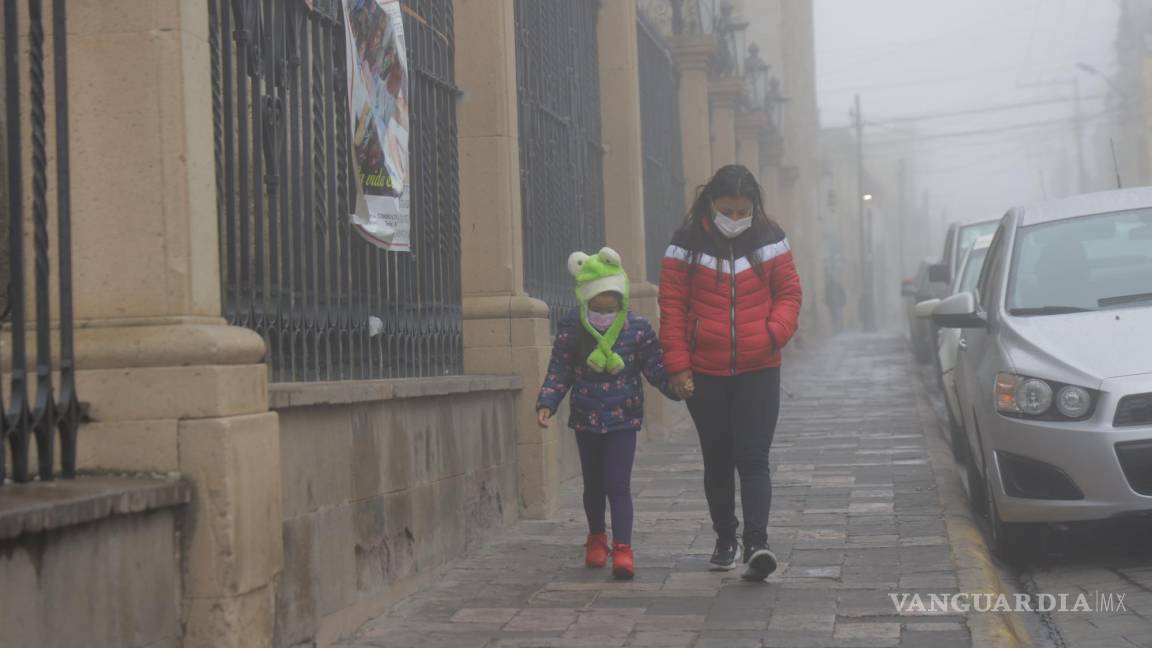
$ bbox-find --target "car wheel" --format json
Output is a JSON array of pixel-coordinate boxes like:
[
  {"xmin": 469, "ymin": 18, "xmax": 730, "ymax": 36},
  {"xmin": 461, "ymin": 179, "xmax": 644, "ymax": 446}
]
[{"xmin": 983, "ymin": 476, "xmax": 1033, "ymax": 567}]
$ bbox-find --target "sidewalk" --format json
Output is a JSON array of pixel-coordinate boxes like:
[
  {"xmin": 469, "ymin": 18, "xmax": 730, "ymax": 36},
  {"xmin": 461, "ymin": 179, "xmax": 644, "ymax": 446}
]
[{"xmin": 337, "ymin": 335, "xmax": 977, "ymax": 648}]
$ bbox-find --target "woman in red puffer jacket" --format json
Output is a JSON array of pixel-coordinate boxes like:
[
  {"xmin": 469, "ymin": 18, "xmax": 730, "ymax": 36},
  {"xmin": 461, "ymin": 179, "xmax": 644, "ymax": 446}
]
[{"xmin": 658, "ymin": 164, "xmax": 802, "ymax": 582}]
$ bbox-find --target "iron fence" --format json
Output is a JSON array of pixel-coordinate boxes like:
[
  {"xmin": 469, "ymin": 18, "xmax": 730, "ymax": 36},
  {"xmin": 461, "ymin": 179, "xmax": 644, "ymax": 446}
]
[
  {"xmin": 515, "ymin": 0, "xmax": 605, "ymax": 324},
  {"xmin": 0, "ymin": 0, "xmax": 83, "ymax": 486},
  {"xmin": 209, "ymin": 0, "xmax": 462, "ymax": 382},
  {"xmin": 637, "ymin": 15, "xmax": 685, "ymax": 284}
]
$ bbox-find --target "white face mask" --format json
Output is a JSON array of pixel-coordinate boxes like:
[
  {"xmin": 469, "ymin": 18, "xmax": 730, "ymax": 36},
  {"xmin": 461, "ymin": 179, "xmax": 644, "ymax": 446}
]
[
  {"xmin": 713, "ymin": 212, "xmax": 753, "ymax": 238},
  {"xmin": 587, "ymin": 310, "xmax": 618, "ymax": 332}
]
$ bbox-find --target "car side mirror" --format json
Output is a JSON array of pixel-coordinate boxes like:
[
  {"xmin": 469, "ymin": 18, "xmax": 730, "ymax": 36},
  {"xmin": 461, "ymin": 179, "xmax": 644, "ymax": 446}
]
[
  {"xmin": 928, "ymin": 263, "xmax": 951, "ymax": 284},
  {"xmin": 914, "ymin": 299, "xmax": 941, "ymax": 319},
  {"xmin": 932, "ymin": 292, "xmax": 986, "ymax": 329}
]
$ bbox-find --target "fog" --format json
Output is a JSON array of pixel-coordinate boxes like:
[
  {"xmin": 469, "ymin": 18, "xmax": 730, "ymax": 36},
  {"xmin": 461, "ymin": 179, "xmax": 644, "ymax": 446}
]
[{"xmin": 813, "ymin": 0, "xmax": 1127, "ymax": 258}]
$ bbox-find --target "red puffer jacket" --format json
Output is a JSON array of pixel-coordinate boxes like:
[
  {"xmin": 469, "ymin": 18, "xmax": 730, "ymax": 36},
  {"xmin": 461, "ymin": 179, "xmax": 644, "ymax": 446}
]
[{"xmin": 658, "ymin": 220, "xmax": 802, "ymax": 376}]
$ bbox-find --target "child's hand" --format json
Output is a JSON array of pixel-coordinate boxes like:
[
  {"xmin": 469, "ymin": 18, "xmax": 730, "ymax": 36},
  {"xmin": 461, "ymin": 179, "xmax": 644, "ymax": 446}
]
[
  {"xmin": 670, "ymin": 371, "xmax": 695, "ymax": 399},
  {"xmin": 537, "ymin": 408, "xmax": 553, "ymax": 428}
]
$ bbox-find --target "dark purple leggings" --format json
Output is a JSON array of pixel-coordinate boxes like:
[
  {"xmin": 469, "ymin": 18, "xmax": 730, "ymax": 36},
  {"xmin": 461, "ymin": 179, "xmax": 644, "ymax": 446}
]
[{"xmin": 575, "ymin": 429, "xmax": 638, "ymax": 545}]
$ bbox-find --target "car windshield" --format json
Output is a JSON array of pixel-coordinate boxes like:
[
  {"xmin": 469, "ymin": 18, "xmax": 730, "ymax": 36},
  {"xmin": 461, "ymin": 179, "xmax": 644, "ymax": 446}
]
[
  {"xmin": 958, "ymin": 221, "xmax": 997, "ymax": 254},
  {"xmin": 957, "ymin": 247, "xmax": 988, "ymax": 294},
  {"xmin": 1008, "ymin": 208, "xmax": 1152, "ymax": 314}
]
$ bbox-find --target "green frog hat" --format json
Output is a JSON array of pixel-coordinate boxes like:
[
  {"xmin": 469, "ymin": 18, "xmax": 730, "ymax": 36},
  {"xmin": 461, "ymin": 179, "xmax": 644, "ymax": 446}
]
[{"xmin": 568, "ymin": 247, "xmax": 630, "ymax": 374}]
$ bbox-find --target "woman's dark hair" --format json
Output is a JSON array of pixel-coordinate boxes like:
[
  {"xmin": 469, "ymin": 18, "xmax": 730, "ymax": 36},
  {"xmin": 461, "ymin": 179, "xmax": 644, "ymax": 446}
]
[{"xmin": 677, "ymin": 164, "xmax": 776, "ymax": 282}]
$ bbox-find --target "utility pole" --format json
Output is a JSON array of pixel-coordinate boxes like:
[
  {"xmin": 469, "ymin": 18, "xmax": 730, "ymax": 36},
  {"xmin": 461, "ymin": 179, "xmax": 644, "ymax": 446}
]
[
  {"xmin": 852, "ymin": 94, "xmax": 875, "ymax": 331},
  {"xmin": 1074, "ymin": 75, "xmax": 1087, "ymax": 193},
  {"xmin": 897, "ymin": 157, "xmax": 907, "ymax": 280}
]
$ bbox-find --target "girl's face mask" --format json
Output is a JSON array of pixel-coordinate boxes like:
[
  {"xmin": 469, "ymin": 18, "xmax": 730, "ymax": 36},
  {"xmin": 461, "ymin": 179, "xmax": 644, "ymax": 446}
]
[{"xmin": 587, "ymin": 310, "xmax": 618, "ymax": 332}]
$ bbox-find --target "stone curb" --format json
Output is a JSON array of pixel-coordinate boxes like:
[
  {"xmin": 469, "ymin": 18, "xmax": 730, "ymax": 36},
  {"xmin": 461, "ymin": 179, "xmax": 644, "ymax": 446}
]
[{"xmin": 913, "ymin": 364, "xmax": 1032, "ymax": 648}]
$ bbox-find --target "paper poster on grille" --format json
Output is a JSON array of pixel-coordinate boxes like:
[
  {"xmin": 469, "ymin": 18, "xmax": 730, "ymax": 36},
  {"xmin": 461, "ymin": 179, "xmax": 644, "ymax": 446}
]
[{"xmin": 343, "ymin": 0, "xmax": 411, "ymax": 252}]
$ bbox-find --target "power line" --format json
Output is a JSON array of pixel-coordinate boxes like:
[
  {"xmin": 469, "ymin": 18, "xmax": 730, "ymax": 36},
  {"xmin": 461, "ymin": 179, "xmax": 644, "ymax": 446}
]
[
  {"xmin": 819, "ymin": 42, "xmax": 1122, "ymax": 94},
  {"xmin": 860, "ymin": 93, "xmax": 1108, "ymax": 126},
  {"xmin": 863, "ymin": 108, "xmax": 1118, "ymax": 147}
]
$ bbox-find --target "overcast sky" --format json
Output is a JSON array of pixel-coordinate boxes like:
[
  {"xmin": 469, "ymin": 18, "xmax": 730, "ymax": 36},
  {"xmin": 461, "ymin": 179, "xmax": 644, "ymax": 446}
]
[{"xmin": 814, "ymin": 0, "xmax": 1123, "ymax": 230}]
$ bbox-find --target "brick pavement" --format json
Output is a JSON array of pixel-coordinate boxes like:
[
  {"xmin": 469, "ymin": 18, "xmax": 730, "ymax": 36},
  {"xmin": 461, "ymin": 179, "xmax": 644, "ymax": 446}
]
[
  {"xmin": 336, "ymin": 336, "xmax": 974, "ymax": 648},
  {"xmin": 1005, "ymin": 496, "xmax": 1152, "ymax": 647}
]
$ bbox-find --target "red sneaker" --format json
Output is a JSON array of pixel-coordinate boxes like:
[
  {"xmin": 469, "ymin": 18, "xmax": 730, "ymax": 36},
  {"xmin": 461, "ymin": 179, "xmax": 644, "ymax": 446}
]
[
  {"xmin": 585, "ymin": 533, "xmax": 609, "ymax": 568},
  {"xmin": 612, "ymin": 544, "xmax": 635, "ymax": 580}
]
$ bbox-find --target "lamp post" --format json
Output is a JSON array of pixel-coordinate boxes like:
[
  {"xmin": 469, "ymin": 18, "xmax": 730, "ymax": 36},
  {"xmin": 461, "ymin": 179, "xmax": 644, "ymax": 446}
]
[
  {"xmin": 744, "ymin": 43, "xmax": 769, "ymax": 110},
  {"xmin": 732, "ymin": 21, "xmax": 748, "ymax": 78}
]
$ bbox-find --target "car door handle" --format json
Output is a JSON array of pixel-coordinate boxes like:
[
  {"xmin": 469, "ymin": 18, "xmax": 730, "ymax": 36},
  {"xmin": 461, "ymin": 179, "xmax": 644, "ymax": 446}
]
[{"xmin": 958, "ymin": 339, "xmax": 968, "ymax": 351}]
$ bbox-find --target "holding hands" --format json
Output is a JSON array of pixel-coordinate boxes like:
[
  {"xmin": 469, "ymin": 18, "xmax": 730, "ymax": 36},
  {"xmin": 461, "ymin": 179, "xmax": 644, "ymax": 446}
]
[{"xmin": 670, "ymin": 370, "xmax": 695, "ymax": 400}]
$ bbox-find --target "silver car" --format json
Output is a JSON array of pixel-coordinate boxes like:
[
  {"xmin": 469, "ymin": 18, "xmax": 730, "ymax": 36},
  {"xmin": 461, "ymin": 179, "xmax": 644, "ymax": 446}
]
[
  {"xmin": 934, "ymin": 187, "xmax": 1152, "ymax": 562},
  {"xmin": 916, "ymin": 234, "xmax": 995, "ymax": 458}
]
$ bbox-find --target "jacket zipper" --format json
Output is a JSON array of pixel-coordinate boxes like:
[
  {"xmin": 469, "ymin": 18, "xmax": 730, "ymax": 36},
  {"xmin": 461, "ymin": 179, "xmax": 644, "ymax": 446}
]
[
  {"xmin": 729, "ymin": 243, "xmax": 737, "ymax": 375},
  {"xmin": 690, "ymin": 318, "xmax": 700, "ymax": 353}
]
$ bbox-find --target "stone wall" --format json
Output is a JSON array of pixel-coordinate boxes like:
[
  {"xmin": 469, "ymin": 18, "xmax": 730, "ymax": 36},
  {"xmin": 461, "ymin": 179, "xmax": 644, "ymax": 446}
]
[
  {"xmin": 0, "ymin": 478, "xmax": 190, "ymax": 648},
  {"xmin": 270, "ymin": 376, "xmax": 521, "ymax": 647}
]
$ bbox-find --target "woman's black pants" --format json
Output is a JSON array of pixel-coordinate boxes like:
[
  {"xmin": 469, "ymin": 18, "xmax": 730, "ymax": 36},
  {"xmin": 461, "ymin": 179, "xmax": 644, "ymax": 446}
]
[{"xmin": 686, "ymin": 367, "xmax": 781, "ymax": 547}]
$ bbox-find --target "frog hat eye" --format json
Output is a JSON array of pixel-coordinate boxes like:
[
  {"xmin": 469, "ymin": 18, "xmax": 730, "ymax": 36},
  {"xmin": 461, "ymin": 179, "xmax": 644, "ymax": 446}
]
[
  {"xmin": 597, "ymin": 247, "xmax": 621, "ymax": 267},
  {"xmin": 568, "ymin": 251, "xmax": 590, "ymax": 277}
]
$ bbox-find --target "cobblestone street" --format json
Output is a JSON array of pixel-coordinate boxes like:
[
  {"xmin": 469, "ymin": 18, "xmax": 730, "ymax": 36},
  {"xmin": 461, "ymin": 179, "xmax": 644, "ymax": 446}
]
[{"xmin": 336, "ymin": 335, "xmax": 991, "ymax": 648}]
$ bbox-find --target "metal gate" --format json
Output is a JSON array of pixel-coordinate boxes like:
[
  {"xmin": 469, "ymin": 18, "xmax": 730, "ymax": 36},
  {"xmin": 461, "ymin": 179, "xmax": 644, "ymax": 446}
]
[
  {"xmin": 637, "ymin": 14, "xmax": 686, "ymax": 284},
  {"xmin": 209, "ymin": 0, "xmax": 462, "ymax": 382},
  {"xmin": 515, "ymin": 0, "xmax": 606, "ymax": 323},
  {"xmin": 0, "ymin": 0, "xmax": 83, "ymax": 485}
]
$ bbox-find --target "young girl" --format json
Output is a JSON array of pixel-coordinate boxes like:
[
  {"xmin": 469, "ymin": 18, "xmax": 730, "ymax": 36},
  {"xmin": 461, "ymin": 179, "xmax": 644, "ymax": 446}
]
[
  {"xmin": 536, "ymin": 247, "xmax": 678, "ymax": 580},
  {"xmin": 658, "ymin": 165, "xmax": 802, "ymax": 582}
]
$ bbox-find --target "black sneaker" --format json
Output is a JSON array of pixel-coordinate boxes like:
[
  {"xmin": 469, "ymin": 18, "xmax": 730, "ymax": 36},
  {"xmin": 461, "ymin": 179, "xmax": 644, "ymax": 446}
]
[
  {"xmin": 709, "ymin": 538, "xmax": 739, "ymax": 571},
  {"xmin": 741, "ymin": 544, "xmax": 778, "ymax": 582}
]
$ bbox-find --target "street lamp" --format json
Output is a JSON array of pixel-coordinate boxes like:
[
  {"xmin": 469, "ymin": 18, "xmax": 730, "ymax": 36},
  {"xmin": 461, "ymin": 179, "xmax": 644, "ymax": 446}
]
[
  {"xmin": 744, "ymin": 43, "xmax": 770, "ymax": 110},
  {"xmin": 732, "ymin": 20, "xmax": 748, "ymax": 78},
  {"xmin": 707, "ymin": 2, "xmax": 742, "ymax": 77}
]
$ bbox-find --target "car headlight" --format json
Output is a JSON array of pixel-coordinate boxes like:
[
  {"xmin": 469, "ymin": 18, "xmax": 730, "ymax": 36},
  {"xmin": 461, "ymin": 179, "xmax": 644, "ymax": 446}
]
[
  {"xmin": 1056, "ymin": 386, "xmax": 1091, "ymax": 418},
  {"xmin": 1015, "ymin": 379, "xmax": 1053, "ymax": 415},
  {"xmin": 995, "ymin": 373, "xmax": 1094, "ymax": 420}
]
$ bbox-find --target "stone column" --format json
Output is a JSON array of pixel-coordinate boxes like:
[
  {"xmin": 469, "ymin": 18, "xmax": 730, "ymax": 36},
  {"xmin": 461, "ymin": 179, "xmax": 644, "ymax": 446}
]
[
  {"xmin": 736, "ymin": 111, "xmax": 769, "ymax": 175},
  {"xmin": 671, "ymin": 35, "xmax": 715, "ymax": 207},
  {"xmin": 454, "ymin": 0, "xmax": 559, "ymax": 518},
  {"xmin": 596, "ymin": 0, "xmax": 670, "ymax": 440},
  {"xmin": 708, "ymin": 77, "xmax": 745, "ymax": 168},
  {"xmin": 66, "ymin": 4, "xmax": 281, "ymax": 647}
]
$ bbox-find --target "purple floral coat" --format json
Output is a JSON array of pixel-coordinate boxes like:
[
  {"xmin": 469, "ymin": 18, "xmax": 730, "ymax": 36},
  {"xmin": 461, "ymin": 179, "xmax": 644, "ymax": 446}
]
[{"xmin": 536, "ymin": 312, "xmax": 678, "ymax": 434}]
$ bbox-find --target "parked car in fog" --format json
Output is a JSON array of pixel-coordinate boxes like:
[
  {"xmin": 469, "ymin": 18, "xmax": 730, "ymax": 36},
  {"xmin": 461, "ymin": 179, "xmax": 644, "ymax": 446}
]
[
  {"xmin": 915, "ymin": 233, "xmax": 994, "ymax": 458},
  {"xmin": 903, "ymin": 258, "xmax": 940, "ymax": 363},
  {"xmin": 904, "ymin": 219, "xmax": 999, "ymax": 366},
  {"xmin": 934, "ymin": 188, "xmax": 1152, "ymax": 562},
  {"xmin": 937, "ymin": 218, "xmax": 999, "ymax": 287}
]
